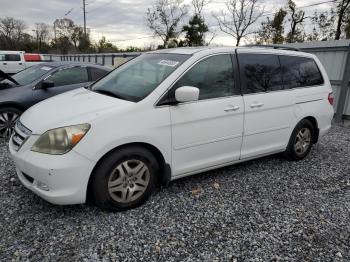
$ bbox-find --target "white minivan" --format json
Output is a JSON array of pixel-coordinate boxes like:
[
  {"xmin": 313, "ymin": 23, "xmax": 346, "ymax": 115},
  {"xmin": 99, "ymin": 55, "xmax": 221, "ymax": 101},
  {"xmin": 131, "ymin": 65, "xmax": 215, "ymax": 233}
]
[{"xmin": 9, "ymin": 47, "xmax": 334, "ymax": 211}]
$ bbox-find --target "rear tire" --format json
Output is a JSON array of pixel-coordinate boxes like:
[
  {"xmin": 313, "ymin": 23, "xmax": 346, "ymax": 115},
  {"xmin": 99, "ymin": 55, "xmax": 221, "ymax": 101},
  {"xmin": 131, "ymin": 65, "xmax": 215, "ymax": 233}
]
[
  {"xmin": 0, "ymin": 107, "xmax": 22, "ymax": 139},
  {"xmin": 90, "ymin": 146, "xmax": 159, "ymax": 211},
  {"xmin": 284, "ymin": 119, "xmax": 315, "ymax": 161}
]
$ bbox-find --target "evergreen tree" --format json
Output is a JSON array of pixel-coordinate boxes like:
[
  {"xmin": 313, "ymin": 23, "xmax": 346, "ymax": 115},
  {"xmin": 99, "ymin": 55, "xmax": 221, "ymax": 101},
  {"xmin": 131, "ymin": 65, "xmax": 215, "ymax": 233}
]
[{"xmin": 182, "ymin": 14, "xmax": 208, "ymax": 46}]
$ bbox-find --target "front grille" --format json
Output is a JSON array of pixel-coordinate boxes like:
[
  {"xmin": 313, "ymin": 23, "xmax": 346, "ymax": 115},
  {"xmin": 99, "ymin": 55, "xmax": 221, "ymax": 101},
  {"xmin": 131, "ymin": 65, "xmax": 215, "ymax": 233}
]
[{"xmin": 12, "ymin": 121, "xmax": 32, "ymax": 151}]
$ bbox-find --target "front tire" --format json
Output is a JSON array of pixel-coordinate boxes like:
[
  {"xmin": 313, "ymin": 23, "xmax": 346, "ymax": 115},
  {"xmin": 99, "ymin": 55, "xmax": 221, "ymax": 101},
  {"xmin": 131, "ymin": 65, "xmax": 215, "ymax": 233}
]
[
  {"xmin": 0, "ymin": 107, "xmax": 22, "ymax": 139},
  {"xmin": 284, "ymin": 119, "xmax": 315, "ymax": 161},
  {"xmin": 90, "ymin": 146, "xmax": 159, "ymax": 211}
]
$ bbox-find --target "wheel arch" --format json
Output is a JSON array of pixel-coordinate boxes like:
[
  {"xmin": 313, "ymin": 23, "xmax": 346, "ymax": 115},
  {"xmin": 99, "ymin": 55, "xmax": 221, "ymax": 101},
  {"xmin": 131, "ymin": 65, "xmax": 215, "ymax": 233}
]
[
  {"xmin": 0, "ymin": 102, "xmax": 25, "ymax": 112},
  {"xmin": 302, "ymin": 116, "xmax": 319, "ymax": 143},
  {"xmin": 86, "ymin": 142, "xmax": 171, "ymax": 202}
]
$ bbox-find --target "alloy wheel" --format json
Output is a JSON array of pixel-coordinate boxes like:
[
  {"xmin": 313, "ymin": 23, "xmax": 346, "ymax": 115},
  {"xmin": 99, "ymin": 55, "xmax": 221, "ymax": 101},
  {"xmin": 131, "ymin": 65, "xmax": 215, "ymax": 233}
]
[
  {"xmin": 0, "ymin": 112, "xmax": 19, "ymax": 138},
  {"xmin": 108, "ymin": 159, "xmax": 150, "ymax": 203},
  {"xmin": 294, "ymin": 127, "xmax": 311, "ymax": 156}
]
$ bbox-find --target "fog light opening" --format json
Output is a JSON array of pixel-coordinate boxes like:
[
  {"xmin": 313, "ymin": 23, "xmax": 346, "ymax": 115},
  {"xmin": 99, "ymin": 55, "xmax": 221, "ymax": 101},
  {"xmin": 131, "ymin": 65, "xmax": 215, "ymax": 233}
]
[{"xmin": 36, "ymin": 181, "xmax": 49, "ymax": 191}]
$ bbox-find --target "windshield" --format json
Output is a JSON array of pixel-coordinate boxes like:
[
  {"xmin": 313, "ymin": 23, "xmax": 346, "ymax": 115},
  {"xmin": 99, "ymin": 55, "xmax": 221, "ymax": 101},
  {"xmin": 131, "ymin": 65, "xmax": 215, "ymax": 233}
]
[
  {"xmin": 1, "ymin": 65, "xmax": 54, "ymax": 86},
  {"xmin": 91, "ymin": 53, "xmax": 190, "ymax": 102}
]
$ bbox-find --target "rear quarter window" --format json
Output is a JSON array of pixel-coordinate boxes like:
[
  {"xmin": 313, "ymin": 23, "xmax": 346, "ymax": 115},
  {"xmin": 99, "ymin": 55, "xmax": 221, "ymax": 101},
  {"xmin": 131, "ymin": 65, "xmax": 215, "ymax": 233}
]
[
  {"xmin": 89, "ymin": 67, "xmax": 109, "ymax": 81},
  {"xmin": 280, "ymin": 56, "xmax": 324, "ymax": 89}
]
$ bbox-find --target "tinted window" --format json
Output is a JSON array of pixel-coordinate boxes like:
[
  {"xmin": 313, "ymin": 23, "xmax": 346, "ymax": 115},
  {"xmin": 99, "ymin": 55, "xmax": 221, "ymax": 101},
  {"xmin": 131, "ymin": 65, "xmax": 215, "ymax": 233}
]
[
  {"xmin": 239, "ymin": 54, "xmax": 283, "ymax": 93},
  {"xmin": 89, "ymin": 67, "xmax": 108, "ymax": 81},
  {"xmin": 0, "ymin": 54, "xmax": 21, "ymax": 61},
  {"xmin": 174, "ymin": 54, "xmax": 234, "ymax": 100},
  {"xmin": 280, "ymin": 56, "xmax": 323, "ymax": 88},
  {"xmin": 48, "ymin": 67, "xmax": 88, "ymax": 86}
]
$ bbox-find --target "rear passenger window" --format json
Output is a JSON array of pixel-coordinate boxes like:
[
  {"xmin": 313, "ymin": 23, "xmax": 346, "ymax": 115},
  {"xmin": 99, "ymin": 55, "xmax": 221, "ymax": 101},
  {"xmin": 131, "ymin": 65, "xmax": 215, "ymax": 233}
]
[
  {"xmin": 174, "ymin": 54, "xmax": 235, "ymax": 100},
  {"xmin": 239, "ymin": 54, "xmax": 283, "ymax": 93},
  {"xmin": 280, "ymin": 56, "xmax": 323, "ymax": 88}
]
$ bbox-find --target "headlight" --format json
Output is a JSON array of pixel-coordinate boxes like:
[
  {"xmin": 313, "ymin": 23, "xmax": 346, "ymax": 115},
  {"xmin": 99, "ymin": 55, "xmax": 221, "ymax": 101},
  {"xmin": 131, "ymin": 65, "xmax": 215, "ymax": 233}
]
[{"xmin": 31, "ymin": 124, "xmax": 90, "ymax": 155}]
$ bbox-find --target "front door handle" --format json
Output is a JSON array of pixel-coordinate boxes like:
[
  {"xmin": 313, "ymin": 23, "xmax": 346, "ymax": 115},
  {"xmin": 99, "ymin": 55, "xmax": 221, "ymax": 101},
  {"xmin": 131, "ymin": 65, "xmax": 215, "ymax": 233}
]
[
  {"xmin": 250, "ymin": 102, "xmax": 264, "ymax": 108},
  {"xmin": 224, "ymin": 105, "xmax": 240, "ymax": 112},
  {"xmin": 3, "ymin": 62, "xmax": 7, "ymax": 65}
]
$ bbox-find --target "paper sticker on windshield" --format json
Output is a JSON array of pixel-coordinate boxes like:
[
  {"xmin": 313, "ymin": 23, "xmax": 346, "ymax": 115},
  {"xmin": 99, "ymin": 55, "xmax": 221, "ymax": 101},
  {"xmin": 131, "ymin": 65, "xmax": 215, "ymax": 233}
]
[
  {"xmin": 158, "ymin": 60, "xmax": 179, "ymax": 67},
  {"xmin": 40, "ymin": 66, "xmax": 52, "ymax": 71}
]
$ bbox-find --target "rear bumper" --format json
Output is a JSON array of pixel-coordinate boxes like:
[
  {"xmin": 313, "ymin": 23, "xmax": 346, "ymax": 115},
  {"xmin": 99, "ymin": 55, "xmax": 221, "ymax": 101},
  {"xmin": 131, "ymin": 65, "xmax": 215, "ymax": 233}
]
[{"xmin": 9, "ymin": 135, "xmax": 96, "ymax": 205}]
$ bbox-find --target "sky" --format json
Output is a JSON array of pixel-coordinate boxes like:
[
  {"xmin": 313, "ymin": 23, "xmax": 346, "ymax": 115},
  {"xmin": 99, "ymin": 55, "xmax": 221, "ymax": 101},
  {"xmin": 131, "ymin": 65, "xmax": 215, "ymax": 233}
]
[{"xmin": 0, "ymin": 0, "xmax": 335, "ymax": 48}]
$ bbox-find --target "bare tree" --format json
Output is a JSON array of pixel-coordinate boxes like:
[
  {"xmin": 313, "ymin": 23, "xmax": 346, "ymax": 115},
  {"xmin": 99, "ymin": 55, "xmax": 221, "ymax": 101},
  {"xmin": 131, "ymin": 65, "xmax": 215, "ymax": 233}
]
[
  {"xmin": 35, "ymin": 23, "xmax": 50, "ymax": 43},
  {"xmin": 192, "ymin": 0, "xmax": 210, "ymax": 16},
  {"xmin": 213, "ymin": 0, "xmax": 264, "ymax": 46},
  {"xmin": 335, "ymin": 0, "xmax": 350, "ymax": 40},
  {"xmin": 346, "ymin": 13, "xmax": 350, "ymax": 38},
  {"xmin": 286, "ymin": 0, "xmax": 305, "ymax": 43},
  {"xmin": 54, "ymin": 18, "xmax": 75, "ymax": 39},
  {"xmin": 146, "ymin": 0, "xmax": 188, "ymax": 48},
  {"xmin": 34, "ymin": 23, "xmax": 51, "ymax": 51},
  {"xmin": 0, "ymin": 17, "xmax": 27, "ymax": 49},
  {"xmin": 309, "ymin": 10, "xmax": 336, "ymax": 41}
]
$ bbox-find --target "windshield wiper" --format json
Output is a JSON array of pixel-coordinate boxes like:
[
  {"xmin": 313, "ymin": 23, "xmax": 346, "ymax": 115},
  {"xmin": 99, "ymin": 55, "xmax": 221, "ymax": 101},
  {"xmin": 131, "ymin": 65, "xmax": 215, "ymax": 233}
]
[{"xmin": 93, "ymin": 89, "xmax": 127, "ymax": 100}]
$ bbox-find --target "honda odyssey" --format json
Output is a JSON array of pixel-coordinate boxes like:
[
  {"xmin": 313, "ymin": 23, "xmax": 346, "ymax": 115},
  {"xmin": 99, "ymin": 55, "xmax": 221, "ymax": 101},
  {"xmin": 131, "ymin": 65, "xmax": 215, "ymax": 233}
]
[{"xmin": 9, "ymin": 46, "xmax": 334, "ymax": 211}]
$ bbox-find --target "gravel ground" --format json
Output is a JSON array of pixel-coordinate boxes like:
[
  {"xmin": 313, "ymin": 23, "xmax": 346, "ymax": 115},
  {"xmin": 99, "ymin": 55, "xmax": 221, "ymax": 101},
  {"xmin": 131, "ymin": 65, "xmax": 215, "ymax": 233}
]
[{"xmin": 0, "ymin": 125, "xmax": 350, "ymax": 261}]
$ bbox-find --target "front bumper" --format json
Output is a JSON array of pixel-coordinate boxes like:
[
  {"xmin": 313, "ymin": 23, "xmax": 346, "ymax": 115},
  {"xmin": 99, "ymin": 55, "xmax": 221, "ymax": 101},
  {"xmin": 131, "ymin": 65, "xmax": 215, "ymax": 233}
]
[{"xmin": 9, "ymin": 135, "xmax": 96, "ymax": 205}]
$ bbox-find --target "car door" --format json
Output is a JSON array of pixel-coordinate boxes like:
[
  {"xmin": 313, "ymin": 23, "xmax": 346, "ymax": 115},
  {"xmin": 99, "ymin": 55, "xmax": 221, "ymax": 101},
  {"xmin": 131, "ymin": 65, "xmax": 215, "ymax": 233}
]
[
  {"xmin": 167, "ymin": 54, "xmax": 244, "ymax": 176},
  {"xmin": 237, "ymin": 52, "xmax": 294, "ymax": 159},
  {"xmin": 33, "ymin": 66, "xmax": 91, "ymax": 103}
]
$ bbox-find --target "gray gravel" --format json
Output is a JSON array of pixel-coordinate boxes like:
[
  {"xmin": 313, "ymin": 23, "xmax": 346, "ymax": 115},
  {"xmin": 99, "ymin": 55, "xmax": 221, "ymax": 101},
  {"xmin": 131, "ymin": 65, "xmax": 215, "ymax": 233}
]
[{"xmin": 1, "ymin": 125, "xmax": 350, "ymax": 261}]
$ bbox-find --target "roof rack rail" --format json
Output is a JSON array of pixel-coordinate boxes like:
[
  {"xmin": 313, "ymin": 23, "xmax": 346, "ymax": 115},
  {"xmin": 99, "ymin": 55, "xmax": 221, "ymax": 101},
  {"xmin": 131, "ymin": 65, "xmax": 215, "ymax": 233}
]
[{"xmin": 244, "ymin": 44, "xmax": 301, "ymax": 52}]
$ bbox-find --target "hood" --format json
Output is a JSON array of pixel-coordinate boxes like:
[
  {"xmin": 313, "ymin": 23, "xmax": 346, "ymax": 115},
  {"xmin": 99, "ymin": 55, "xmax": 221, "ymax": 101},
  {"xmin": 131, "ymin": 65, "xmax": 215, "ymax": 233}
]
[
  {"xmin": 0, "ymin": 81, "xmax": 16, "ymax": 90},
  {"xmin": 20, "ymin": 88, "xmax": 134, "ymax": 134}
]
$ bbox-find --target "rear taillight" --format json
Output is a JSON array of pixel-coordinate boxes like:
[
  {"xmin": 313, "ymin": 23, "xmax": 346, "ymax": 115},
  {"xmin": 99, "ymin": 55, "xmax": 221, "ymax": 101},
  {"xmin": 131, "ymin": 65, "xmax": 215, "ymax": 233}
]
[{"xmin": 328, "ymin": 92, "xmax": 334, "ymax": 105}]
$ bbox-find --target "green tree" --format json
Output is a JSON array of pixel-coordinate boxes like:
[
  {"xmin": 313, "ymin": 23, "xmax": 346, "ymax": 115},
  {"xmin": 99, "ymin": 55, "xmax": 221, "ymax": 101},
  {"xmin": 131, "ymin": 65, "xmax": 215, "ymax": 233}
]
[
  {"xmin": 96, "ymin": 36, "xmax": 118, "ymax": 53},
  {"xmin": 182, "ymin": 14, "xmax": 208, "ymax": 46},
  {"xmin": 257, "ymin": 8, "xmax": 287, "ymax": 44}
]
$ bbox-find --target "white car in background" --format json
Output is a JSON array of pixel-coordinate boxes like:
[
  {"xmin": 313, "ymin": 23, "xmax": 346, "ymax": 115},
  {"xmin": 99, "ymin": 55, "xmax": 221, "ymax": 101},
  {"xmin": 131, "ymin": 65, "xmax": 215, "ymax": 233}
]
[
  {"xmin": 0, "ymin": 51, "xmax": 46, "ymax": 75},
  {"xmin": 9, "ymin": 46, "xmax": 334, "ymax": 211}
]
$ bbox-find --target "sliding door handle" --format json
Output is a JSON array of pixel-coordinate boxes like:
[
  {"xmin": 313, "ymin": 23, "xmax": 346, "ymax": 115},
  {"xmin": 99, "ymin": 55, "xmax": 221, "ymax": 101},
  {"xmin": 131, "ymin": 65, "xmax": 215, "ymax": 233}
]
[
  {"xmin": 250, "ymin": 102, "xmax": 264, "ymax": 108},
  {"xmin": 224, "ymin": 105, "xmax": 240, "ymax": 112}
]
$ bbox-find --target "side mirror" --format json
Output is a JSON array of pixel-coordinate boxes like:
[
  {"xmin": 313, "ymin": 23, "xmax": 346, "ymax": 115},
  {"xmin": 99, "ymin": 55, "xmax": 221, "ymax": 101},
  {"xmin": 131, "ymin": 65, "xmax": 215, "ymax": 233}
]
[
  {"xmin": 175, "ymin": 86, "xmax": 199, "ymax": 103},
  {"xmin": 41, "ymin": 80, "xmax": 54, "ymax": 89}
]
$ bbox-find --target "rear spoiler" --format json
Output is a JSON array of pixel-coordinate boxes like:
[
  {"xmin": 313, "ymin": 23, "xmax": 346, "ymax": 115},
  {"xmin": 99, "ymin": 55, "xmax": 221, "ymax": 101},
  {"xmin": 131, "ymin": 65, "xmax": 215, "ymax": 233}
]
[{"xmin": 0, "ymin": 69, "xmax": 19, "ymax": 85}]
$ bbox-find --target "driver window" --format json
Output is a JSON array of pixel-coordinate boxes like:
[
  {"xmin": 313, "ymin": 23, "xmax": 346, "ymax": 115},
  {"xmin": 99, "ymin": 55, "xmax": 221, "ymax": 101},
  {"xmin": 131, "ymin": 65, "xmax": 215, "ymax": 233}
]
[
  {"xmin": 174, "ymin": 54, "xmax": 234, "ymax": 100},
  {"xmin": 47, "ymin": 67, "xmax": 88, "ymax": 86}
]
